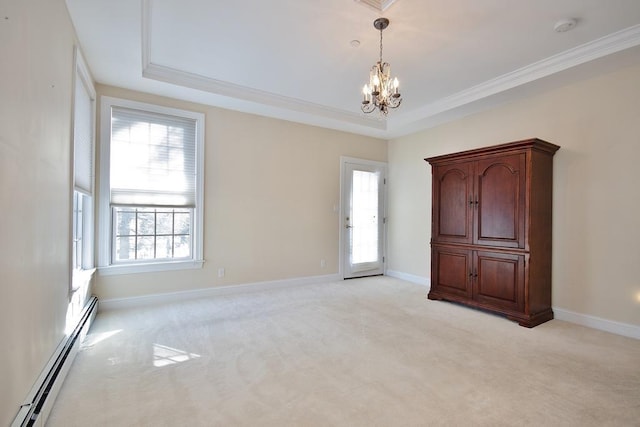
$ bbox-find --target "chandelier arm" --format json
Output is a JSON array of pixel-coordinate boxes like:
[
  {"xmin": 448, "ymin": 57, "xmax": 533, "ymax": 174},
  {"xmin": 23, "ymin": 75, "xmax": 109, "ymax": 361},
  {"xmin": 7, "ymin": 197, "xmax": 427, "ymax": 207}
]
[
  {"xmin": 361, "ymin": 102, "xmax": 376, "ymax": 114},
  {"xmin": 388, "ymin": 97, "xmax": 402, "ymax": 109}
]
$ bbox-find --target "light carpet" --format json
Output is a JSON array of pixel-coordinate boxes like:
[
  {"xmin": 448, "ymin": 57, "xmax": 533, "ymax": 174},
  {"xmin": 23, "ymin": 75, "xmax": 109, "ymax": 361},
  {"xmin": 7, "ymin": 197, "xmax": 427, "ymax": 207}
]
[{"xmin": 47, "ymin": 276, "xmax": 640, "ymax": 426}]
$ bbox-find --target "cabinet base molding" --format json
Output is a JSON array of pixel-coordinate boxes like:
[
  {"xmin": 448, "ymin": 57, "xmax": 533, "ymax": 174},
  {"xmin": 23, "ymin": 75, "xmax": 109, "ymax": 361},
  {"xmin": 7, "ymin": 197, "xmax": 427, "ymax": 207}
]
[{"xmin": 507, "ymin": 309, "xmax": 554, "ymax": 328}]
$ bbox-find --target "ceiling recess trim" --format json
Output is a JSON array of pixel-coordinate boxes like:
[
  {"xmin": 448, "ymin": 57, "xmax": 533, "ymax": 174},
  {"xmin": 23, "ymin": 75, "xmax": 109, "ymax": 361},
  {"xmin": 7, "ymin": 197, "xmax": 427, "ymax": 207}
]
[
  {"xmin": 354, "ymin": 0, "xmax": 399, "ymax": 12},
  {"xmin": 140, "ymin": 0, "xmax": 385, "ymax": 130},
  {"xmin": 390, "ymin": 23, "xmax": 640, "ymax": 130},
  {"xmin": 142, "ymin": 62, "xmax": 385, "ymax": 129},
  {"xmin": 141, "ymin": 0, "xmax": 640, "ymax": 136}
]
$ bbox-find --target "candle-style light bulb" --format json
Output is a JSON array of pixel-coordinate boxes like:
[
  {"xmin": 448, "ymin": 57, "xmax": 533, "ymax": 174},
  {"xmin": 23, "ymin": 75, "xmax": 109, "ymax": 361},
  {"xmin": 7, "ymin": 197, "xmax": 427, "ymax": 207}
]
[
  {"xmin": 393, "ymin": 77, "xmax": 399, "ymax": 94},
  {"xmin": 372, "ymin": 74, "xmax": 380, "ymax": 89}
]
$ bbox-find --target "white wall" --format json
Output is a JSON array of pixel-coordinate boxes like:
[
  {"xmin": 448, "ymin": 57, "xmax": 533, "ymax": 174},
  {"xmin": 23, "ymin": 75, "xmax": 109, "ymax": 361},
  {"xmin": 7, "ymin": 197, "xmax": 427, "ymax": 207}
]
[
  {"xmin": 388, "ymin": 62, "xmax": 640, "ymax": 327},
  {"xmin": 0, "ymin": 0, "xmax": 77, "ymax": 424},
  {"xmin": 94, "ymin": 85, "xmax": 387, "ymax": 300}
]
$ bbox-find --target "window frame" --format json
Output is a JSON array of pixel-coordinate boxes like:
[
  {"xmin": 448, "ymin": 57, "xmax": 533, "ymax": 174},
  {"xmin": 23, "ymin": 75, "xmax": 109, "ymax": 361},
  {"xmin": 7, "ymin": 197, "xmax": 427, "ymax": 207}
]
[
  {"xmin": 71, "ymin": 47, "xmax": 96, "ymax": 291},
  {"xmin": 97, "ymin": 96, "xmax": 205, "ymax": 275}
]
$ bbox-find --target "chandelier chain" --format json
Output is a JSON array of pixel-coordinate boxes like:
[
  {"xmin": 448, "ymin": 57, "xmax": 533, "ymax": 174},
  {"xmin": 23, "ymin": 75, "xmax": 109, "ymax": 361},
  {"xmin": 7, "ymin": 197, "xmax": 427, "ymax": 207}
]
[{"xmin": 379, "ymin": 27, "xmax": 383, "ymax": 63}]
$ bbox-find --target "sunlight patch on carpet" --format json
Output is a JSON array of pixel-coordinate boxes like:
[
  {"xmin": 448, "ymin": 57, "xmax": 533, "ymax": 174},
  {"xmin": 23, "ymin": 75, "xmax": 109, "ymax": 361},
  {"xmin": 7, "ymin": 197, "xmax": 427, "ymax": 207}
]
[{"xmin": 153, "ymin": 343, "xmax": 201, "ymax": 367}]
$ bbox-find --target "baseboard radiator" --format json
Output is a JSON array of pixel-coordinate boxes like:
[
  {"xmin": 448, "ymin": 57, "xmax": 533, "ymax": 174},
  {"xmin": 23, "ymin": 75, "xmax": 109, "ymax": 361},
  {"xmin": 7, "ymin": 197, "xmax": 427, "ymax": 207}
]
[{"xmin": 12, "ymin": 296, "xmax": 98, "ymax": 427}]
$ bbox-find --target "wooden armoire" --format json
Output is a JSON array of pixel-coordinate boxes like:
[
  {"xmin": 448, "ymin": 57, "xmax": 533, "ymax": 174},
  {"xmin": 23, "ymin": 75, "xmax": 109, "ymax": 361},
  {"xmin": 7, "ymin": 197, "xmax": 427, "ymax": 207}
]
[{"xmin": 425, "ymin": 138, "xmax": 560, "ymax": 327}]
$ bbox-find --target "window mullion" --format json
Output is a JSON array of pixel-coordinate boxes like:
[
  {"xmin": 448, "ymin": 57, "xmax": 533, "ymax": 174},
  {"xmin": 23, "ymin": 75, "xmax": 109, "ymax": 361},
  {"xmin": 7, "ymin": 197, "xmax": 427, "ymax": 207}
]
[
  {"xmin": 153, "ymin": 209, "xmax": 157, "ymax": 259},
  {"xmin": 171, "ymin": 209, "xmax": 175, "ymax": 258},
  {"xmin": 135, "ymin": 209, "xmax": 139, "ymax": 260}
]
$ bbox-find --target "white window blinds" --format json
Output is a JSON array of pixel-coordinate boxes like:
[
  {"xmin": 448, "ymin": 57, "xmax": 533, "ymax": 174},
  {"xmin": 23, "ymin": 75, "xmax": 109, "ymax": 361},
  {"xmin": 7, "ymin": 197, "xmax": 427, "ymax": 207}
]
[
  {"xmin": 110, "ymin": 107, "xmax": 197, "ymax": 207},
  {"xmin": 73, "ymin": 76, "xmax": 94, "ymax": 195}
]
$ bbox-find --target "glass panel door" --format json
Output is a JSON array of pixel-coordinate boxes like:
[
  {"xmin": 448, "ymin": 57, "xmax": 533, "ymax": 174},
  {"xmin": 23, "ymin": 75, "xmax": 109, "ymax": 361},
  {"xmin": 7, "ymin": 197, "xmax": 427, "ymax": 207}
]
[{"xmin": 342, "ymin": 161, "xmax": 385, "ymax": 278}]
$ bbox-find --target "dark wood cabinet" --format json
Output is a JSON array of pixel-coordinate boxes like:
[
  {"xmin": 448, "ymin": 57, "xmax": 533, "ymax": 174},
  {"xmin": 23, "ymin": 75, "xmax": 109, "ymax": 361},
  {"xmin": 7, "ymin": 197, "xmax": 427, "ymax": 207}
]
[{"xmin": 426, "ymin": 139, "xmax": 559, "ymax": 327}]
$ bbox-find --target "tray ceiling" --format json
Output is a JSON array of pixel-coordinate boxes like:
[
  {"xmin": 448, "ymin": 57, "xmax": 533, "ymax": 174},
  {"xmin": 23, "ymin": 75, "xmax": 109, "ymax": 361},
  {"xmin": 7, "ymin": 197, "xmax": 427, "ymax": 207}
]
[{"xmin": 66, "ymin": 0, "xmax": 640, "ymax": 138}]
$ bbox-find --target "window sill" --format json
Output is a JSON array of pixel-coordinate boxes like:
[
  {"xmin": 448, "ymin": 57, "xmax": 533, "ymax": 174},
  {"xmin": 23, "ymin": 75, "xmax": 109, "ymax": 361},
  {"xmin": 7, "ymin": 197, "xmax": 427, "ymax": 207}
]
[
  {"xmin": 72, "ymin": 268, "xmax": 96, "ymax": 291},
  {"xmin": 98, "ymin": 259, "xmax": 204, "ymax": 276}
]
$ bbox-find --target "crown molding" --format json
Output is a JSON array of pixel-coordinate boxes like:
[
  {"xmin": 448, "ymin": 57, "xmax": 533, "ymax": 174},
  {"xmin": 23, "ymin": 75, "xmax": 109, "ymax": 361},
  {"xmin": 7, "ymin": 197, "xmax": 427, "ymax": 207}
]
[
  {"xmin": 142, "ymin": 62, "xmax": 385, "ymax": 130},
  {"xmin": 141, "ymin": 0, "xmax": 384, "ymax": 131},
  {"xmin": 354, "ymin": 0, "xmax": 399, "ymax": 13},
  {"xmin": 390, "ymin": 24, "xmax": 640, "ymax": 131},
  {"xmin": 141, "ymin": 0, "xmax": 640, "ymax": 137}
]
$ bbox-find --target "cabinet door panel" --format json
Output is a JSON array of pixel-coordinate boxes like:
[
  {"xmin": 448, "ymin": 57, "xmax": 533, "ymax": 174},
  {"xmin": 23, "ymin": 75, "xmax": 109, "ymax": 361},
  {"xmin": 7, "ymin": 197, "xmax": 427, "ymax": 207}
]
[
  {"xmin": 432, "ymin": 246, "xmax": 472, "ymax": 298},
  {"xmin": 474, "ymin": 251, "xmax": 524, "ymax": 311},
  {"xmin": 432, "ymin": 162, "xmax": 473, "ymax": 244},
  {"xmin": 475, "ymin": 154, "xmax": 526, "ymax": 248}
]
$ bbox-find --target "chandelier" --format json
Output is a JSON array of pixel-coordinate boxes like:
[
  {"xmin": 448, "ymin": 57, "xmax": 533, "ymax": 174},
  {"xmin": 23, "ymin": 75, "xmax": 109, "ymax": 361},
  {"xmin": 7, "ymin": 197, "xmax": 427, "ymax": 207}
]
[{"xmin": 361, "ymin": 18, "xmax": 402, "ymax": 115}]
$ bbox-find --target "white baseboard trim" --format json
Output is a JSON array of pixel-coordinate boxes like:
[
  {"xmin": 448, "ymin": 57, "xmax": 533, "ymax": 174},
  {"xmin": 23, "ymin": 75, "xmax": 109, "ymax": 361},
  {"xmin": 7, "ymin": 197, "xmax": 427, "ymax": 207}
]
[
  {"xmin": 553, "ymin": 307, "xmax": 640, "ymax": 340},
  {"xmin": 98, "ymin": 271, "xmax": 639, "ymax": 340},
  {"xmin": 12, "ymin": 297, "xmax": 98, "ymax": 427},
  {"xmin": 385, "ymin": 270, "xmax": 639, "ymax": 340},
  {"xmin": 386, "ymin": 270, "xmax": 431, "ymax": 289},
  {"xmin": 99, "ymin": 273, "xmax": 341, "ymax": 311}
]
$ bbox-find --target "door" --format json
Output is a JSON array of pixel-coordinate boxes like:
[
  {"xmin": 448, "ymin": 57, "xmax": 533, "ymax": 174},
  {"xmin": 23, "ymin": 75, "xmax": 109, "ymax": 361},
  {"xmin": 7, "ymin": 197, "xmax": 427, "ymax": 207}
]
[
  {"xmin": 473, "ymin": 250, "xmax": 524, "ymax": 312},
  {"xmin": 432, "ymin": 162, "xmax": 474, "ymax": 245},
  {"xmin": 430, "ymin": 245, "xmax": 473, "ymax": 299},
  {"xmin": 341, "ymin": 159, "xmax": 386, "ymax": 279},
  {"xmin": 475, "ymin": 153, "xmax": 526, "ymax": 248}
]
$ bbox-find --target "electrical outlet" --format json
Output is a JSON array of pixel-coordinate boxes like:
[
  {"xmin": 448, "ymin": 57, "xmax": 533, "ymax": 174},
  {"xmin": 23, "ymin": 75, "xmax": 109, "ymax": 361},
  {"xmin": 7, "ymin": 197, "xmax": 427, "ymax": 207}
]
[
  {"xmin": 217, "ymin": 268, "xmax": 225, "ymax": 278},
  {"xmin": 320, "ymin": 259, "xmax": 326, "ymax": 268}
]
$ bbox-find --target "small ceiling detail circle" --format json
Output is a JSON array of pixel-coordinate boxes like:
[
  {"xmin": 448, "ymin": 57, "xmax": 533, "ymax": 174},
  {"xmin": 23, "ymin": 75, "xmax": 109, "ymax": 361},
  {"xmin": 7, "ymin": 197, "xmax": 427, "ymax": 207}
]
[{"xmin": 554, "ymin": 18, "xmax": 577, "ymax": 33}]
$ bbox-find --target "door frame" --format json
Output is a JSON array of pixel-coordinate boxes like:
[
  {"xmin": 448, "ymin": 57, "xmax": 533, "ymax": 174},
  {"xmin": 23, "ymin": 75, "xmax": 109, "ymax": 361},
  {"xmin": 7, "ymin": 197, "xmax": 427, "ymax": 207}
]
[{"xmin": 339, "ymin": 156, "xmax": 388, "ymax": 279}]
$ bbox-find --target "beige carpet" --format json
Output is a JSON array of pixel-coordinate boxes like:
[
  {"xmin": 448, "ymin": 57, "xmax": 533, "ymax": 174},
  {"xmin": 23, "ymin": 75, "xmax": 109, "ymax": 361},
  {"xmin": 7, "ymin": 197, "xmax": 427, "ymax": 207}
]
[{"xmin": 47, "ymin": 276, "xmax": 640, "ymax": 426}]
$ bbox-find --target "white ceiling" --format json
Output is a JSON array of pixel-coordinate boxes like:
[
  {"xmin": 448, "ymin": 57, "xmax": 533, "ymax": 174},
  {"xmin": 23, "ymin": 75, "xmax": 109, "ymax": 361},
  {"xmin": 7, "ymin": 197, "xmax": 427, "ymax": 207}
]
[{"xmin": 66, "ymin": 0, "xmax": 640, "ymax": 139}]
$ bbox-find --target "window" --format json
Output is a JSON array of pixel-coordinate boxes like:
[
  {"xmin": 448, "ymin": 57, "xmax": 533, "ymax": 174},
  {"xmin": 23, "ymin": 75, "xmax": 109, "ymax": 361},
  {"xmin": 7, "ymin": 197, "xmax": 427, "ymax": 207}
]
[
  {"xmin": 113, "ymin": 207, "xmax": 192, "ymax": 262},
  {"xmin": 72, "ymin": 191, "xmax": 87, "ymax": 270},
  {"xmin": 98, "ymin": 97, "xmax": 204, "ymax": 274},
  {"xmin": 72, "ymin": 48, "xmax": 96, "ymax": 281}
]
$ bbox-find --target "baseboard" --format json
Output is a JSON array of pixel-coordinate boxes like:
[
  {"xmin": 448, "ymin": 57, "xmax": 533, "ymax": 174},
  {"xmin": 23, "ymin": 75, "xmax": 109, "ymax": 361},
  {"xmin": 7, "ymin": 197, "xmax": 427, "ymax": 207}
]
[
  {"xmin": 99, "ymin": 273, "xmax": 342, "ymax": 311},
  {"xmin": 12, "ymin": 296, "xmax": 98, "ymax": 427},
  {"xmin": 553, "ymin": 307, "xmax": 640, "ymax": 340},
  {"xmin": 98, "ymin": 270, "xmax": 639, "ymax": 340},
  {"xmin": 386, "ymin": 270, "xmax": 639, "ymax": 340},
  {"xmin": 386, "ymin": 270, "xmax": 430, "ymax": 289}
]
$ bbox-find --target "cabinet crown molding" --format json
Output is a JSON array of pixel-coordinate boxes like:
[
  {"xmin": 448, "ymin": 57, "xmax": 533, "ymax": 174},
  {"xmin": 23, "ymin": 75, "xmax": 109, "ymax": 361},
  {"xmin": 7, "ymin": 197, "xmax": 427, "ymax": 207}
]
[{"xmin": 425, "ymin": 138, "xmax": 560, "ymax": 164}]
